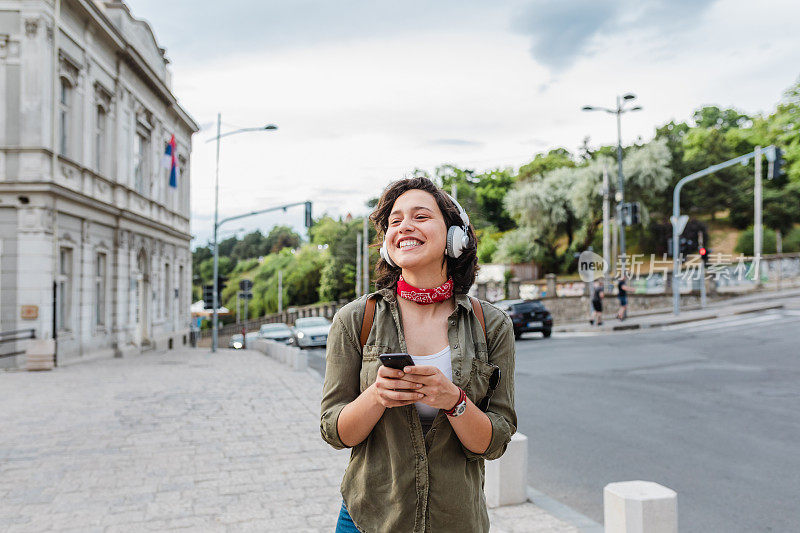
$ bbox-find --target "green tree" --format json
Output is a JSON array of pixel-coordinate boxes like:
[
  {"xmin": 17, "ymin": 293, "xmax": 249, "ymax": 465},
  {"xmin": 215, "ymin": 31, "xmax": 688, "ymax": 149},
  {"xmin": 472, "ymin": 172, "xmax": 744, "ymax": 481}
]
[
  {"xmin": 264, "ymin": 225, "xmax": 301, "ymax": 254},
  {"xmin": 517, "ymin": 148, "xmax": 575, "ymax": 182}
]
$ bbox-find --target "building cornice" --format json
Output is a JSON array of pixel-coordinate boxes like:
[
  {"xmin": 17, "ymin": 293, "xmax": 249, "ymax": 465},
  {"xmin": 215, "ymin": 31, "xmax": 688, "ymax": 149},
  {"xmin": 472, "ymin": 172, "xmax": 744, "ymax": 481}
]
[
  {"xmin": 0, "ymin": 182, "xmax": 191, "ymax": 241},
  {"xmin": 66, "ymin": 0, "xmax": 199, "ymax": 133}
]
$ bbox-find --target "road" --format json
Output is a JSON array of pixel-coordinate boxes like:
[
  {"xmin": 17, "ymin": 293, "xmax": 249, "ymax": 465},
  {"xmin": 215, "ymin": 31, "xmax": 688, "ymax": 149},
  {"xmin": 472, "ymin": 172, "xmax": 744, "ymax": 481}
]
[
  {"xmin": 515, "ymin": 299, "xmax": 800, "ymax": 533},
  {"xmin": 308, "ymin": 297, "xmax": 800, "ymax": 532}
]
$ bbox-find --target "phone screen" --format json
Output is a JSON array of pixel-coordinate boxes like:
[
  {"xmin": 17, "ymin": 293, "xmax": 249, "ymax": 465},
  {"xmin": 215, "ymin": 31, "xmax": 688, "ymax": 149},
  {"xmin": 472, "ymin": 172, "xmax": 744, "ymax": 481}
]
[{"xmin": 379, "ymin": 353, "xmax": 415, "ymax": 370}]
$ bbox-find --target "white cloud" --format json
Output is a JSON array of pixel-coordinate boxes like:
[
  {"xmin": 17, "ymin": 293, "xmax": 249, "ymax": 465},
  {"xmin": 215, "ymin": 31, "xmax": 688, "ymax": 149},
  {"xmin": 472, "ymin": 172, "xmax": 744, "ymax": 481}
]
[{"xmin": 123, "ymin": 0, "xmax": 800, "ymax": 247}]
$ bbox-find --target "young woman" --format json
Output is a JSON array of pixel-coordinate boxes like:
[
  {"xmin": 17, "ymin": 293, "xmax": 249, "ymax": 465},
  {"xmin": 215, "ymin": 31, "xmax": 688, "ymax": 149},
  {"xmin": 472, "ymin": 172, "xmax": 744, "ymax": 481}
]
[{"xmin": 321, "ymin": 177, "xmax": 517, "ymax": 533}]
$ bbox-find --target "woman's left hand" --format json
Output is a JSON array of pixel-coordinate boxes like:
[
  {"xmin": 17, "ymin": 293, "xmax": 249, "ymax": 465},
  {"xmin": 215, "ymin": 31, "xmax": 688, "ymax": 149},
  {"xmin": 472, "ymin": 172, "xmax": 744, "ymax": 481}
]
[{"xmin": 401, "ymin": 366, "xmax": 461, "ymax": 410}]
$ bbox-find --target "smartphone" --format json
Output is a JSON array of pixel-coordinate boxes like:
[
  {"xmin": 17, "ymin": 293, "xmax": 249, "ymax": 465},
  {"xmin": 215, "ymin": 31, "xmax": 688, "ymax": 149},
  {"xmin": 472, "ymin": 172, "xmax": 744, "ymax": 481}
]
[{"xmin": 379, "ymin": 353, "xmax": 415, "ymax": 370}]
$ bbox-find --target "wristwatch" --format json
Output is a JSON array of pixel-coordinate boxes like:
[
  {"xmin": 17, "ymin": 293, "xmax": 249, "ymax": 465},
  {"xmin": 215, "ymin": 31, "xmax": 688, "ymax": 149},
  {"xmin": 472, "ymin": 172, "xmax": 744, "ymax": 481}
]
[{"xmin": 445, "ymin": 388, "xmax": 467, "ymax": 418}]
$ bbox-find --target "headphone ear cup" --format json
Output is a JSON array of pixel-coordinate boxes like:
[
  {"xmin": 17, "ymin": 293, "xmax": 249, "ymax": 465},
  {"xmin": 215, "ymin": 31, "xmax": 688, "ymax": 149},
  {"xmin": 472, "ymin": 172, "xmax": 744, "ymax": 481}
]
[
  {"xmin": 447, "ymin": 226, "xmax": 466, "ymax": 259},
  {"xmin": 380, "ymin": 241, "xmax": 396, "ymax": 268}
]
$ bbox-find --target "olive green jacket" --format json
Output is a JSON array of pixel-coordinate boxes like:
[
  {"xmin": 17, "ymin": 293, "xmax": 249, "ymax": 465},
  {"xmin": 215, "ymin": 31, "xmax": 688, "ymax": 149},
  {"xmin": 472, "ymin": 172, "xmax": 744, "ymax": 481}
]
[{"xmin": 320, "ymin": 288, "xmax": 517, "ymax": 533}]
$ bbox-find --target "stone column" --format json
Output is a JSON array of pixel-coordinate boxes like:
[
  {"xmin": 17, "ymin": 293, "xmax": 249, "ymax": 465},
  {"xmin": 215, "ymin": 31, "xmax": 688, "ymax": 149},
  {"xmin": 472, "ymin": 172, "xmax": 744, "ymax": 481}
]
[{"xmin": 545, "ymin": 273, "xmax": 557, "ymax": 298}]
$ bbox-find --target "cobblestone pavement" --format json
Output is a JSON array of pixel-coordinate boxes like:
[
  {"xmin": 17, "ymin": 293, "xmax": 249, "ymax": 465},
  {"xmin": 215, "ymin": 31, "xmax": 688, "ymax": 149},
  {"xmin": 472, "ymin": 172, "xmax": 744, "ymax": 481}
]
[{"xmin": 0, "ymin": 348, "xmax": 577, "ymax": 532}]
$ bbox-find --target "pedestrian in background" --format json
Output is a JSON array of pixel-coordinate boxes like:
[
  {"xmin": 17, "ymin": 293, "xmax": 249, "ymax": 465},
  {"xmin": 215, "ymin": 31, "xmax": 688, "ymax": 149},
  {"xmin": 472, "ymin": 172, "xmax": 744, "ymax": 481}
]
[
  {"xmin": 320, "ymin": 177, "xmax": 517, "ymax": 533},
  {"xmin": 590, "ymin": 279, "xmax": 604, "ymax": 326},
  {"xmin": 617, "ymin": 273, "xmax": 632, "ymax": 321}
]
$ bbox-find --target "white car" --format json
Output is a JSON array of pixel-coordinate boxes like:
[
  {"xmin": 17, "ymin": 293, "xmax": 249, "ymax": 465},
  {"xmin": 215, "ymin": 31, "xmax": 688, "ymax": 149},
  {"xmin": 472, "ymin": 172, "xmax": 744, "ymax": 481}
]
[
  {"xmin": 258, "ymin": 323, "xmax": 295, "ymax": 344},
  {"xmin": 292, "ymin": 317, "xmax": 332, "ymax": 348}
]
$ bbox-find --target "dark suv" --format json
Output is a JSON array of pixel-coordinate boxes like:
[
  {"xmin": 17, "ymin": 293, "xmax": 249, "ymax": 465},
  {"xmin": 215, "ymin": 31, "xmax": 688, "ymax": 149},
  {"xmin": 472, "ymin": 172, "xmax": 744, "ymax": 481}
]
[{"xmin": 495, "ymin": 299, "xmax": 553, "ymax": 339}]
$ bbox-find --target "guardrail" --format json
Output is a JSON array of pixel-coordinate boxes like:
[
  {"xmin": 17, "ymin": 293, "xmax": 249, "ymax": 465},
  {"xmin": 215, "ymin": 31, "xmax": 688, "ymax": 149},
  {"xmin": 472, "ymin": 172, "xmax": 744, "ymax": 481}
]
[{"xmin": 0, "ymin": 329, "xmax": 36, "ymax": 359}]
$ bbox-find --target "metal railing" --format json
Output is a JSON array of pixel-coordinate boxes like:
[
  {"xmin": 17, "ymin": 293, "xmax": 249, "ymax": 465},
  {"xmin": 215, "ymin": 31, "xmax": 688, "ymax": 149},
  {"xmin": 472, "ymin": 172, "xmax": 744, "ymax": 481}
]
[{"xmin": 0, "ymin": 329, "xmax": 36, "ymax": 358}]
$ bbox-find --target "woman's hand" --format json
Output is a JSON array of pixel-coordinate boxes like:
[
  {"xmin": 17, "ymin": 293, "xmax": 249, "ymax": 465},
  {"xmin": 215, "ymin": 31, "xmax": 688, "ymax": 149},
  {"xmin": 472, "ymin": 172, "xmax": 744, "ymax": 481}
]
[
  {"xmin": 401, "ymin": 366, "xmax": 460, "ymax": 410},
  {"xmin": 372, "ymin": 365, "xmax": 425, "ymax": 408}
]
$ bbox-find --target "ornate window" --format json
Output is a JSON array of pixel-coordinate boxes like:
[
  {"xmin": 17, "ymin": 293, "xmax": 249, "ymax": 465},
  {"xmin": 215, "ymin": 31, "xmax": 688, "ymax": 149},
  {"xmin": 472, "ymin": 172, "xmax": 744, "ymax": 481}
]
[
  {"xmin": 95, "ymin": 106, "xmax": 107, "ymax": 173},
  {"xmin": 59, "ymin": 79, "xmax": 71, "ymax": 157},
  {"xmin": 95, "ymin": 252, "xmax": 107, "ymax": 327},
  {"xmin": 94, "ymin": 84, "xmax": 112, "ymax": 175},
  {"xmin": 164, "ymin": 263, "xmax": 171, "ymax": 318}
]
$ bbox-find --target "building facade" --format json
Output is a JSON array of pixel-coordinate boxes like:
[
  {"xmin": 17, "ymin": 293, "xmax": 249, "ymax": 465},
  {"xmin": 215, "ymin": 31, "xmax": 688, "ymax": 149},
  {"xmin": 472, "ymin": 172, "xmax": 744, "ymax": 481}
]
[{"xmin": 0, "ymin": 0, "xmax": 197, "ymax": 366}]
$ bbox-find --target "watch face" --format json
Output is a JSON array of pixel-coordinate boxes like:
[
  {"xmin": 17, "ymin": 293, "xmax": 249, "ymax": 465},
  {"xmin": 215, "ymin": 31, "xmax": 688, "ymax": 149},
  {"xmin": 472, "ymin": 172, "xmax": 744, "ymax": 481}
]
[{"xmin": 455, "ymin": 402, "xmax": 466, "ymax": 416}]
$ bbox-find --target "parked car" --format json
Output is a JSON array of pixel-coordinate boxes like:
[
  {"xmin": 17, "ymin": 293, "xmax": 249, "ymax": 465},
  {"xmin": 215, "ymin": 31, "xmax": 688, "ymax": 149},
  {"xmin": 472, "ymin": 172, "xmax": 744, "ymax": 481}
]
[
  {"xmin": 258, "ymin": 323, "xmax": 295, "ymax": 344},
  {"xmin": 228, "ymin": 333, "xmax": 244, "ymax": 349},
  {"xmin": 495, "ymin": 299, "xmax": 553, "ymax": 339},
  {"xmin": 292, "ymin": 317, "xmax": 332, "ymax": 348}
]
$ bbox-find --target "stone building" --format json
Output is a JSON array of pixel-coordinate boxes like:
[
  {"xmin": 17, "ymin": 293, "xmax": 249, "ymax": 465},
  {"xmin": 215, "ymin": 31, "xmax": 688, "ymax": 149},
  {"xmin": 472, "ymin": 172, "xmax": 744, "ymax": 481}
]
[{"xmin": 0, "ymin": 0, "xmax": 197, "ymax": 366}]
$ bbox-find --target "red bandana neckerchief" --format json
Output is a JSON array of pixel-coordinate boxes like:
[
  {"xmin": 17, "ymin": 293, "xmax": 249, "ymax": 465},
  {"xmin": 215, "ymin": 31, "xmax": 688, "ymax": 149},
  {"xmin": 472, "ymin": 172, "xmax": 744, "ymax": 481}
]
[{"xmin": 397, "ymin": 276, "xmax": 453, "ymax": 304}]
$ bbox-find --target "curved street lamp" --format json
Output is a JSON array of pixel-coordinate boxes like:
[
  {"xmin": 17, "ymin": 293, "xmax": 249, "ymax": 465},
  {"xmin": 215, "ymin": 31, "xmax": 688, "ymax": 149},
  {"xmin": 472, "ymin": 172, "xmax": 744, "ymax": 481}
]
[
  {"xmin": 206, "ymin": 114, "xmax": 278, "ymax": 352},
  {"xmin": 582, "ymin": 93, "xmax": 642, "ymax": 272}
]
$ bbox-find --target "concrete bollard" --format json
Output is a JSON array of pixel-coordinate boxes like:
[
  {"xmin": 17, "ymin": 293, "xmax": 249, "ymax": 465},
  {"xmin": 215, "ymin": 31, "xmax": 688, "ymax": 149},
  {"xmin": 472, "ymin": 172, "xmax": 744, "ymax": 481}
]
[
  {"xmin": 293, "ymin": 348, "xmax": 307, "ymax": 371},
  {"xmin": 604, "ymin": 481, "xmax": 677, "ymax": 533},
  {"xmin": 485, "ymin": 433, "xmax": 528, "ymax": 508},
  {"xmin": 26, "ymin": 339, "xmax": 55, "ymax": 371}
]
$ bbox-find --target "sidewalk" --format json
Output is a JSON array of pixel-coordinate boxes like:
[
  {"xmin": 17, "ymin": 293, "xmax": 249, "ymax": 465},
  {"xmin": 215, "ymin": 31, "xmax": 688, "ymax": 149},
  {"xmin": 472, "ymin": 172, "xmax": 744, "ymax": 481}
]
[
  {"xmin": 0, "ymin": 347, "xmax": 579, "ymax": 532},
  {"xmin": 555, "ymin": 287, "xmax": 800, "ymax": 333}
]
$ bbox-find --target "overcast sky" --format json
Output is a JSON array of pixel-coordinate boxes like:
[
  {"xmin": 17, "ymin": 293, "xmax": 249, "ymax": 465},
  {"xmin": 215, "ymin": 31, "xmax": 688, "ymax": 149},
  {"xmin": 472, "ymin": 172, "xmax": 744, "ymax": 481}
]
[{"xmin": 126, "ymin": 0, "xmax": 799, "ymax": 248}]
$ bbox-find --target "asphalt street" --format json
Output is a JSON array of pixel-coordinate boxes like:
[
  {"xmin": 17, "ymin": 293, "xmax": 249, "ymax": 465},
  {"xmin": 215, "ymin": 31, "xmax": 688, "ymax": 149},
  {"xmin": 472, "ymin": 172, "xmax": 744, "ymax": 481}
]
[
  {"xmin": 515, "ymin": 299, "xmax": 800, "ymax": 533},
  {"xmin": 308, "ymin": 297, "xmax": 800, "ymax": 532}
]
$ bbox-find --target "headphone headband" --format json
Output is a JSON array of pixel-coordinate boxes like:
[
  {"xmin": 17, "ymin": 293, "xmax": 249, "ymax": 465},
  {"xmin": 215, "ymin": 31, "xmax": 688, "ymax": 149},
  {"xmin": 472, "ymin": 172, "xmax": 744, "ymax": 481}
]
[{"xmin": 444, "ymin": 192, "xmax": 470, "ymax": 228}]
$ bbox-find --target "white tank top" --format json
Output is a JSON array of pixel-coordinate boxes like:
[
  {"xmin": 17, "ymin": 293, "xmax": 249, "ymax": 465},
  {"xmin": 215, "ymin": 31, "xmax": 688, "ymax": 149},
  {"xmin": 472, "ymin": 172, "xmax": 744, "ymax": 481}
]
[{"xmin": 411, "ymin": 346, "xmax": 452, "ymax": 422}]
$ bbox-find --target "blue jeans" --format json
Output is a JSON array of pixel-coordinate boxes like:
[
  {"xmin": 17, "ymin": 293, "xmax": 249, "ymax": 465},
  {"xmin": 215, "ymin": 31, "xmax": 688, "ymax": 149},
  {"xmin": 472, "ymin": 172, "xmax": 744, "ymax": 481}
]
[{"xmin": 336, "ymin": 502, "xmax": 359, "ymax": 533}]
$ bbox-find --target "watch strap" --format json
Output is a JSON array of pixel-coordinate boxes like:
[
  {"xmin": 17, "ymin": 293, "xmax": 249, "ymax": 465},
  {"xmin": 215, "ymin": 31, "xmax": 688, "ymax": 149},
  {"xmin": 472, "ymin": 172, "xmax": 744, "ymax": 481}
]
[{"xmin": 444, "ymin": 388, "xmax": 467, "ymax": 417}]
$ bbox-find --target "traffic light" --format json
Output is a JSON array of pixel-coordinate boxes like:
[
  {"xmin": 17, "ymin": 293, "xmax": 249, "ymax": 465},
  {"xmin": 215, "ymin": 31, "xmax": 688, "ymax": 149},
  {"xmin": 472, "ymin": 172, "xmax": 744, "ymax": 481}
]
[
  {"xmin": 772, "ymin": 147, "xmax": 785, "ymax": 179},
  {"xmin": 630, "ymin": 202, "xmax": 641, "ymax": 225},
  {"xmin": 216, "ymin": 276, "xmax": 228, "ymax": 307},
  {"xmin": 699, "ymin": 246, "xmax": 709, "ymax": 265},
  {"xmin": 304, "ymin": 201, "xmax": 313, "ymax": 228},
  {"xmin": 202, "ymin": 285, "xmax": 214, "ymax": 309}
]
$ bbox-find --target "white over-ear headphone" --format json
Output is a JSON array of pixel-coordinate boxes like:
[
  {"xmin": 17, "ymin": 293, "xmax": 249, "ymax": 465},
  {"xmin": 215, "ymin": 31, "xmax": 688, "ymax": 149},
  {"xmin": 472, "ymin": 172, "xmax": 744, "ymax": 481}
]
[{"xmin": 379, "ymin": 192, "xmax": 470, "ymax": 268}]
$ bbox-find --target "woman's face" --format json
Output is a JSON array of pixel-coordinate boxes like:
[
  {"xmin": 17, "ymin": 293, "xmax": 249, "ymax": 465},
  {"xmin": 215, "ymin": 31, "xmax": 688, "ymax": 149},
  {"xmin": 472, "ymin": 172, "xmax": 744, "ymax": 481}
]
[{"xmin": 384, "ymin": 189, "xmax": 448, "ymax": 272}]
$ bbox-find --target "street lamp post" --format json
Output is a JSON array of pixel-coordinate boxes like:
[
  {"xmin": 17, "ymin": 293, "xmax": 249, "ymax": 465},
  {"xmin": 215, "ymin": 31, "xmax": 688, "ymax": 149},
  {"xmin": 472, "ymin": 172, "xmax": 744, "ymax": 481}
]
[
  {"xmin": 582, "ymin": 94, "xmax": 642, "ymax": 274},
  {"xmin": 207, "ymin": 114, "xmax": 278, "ymax": 352}
]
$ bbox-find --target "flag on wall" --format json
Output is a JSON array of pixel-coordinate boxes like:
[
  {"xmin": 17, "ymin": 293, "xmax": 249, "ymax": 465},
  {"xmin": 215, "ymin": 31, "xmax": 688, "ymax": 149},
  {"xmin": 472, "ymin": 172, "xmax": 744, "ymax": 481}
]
[{"xmin": 162, "ymin": 135, "xmax": 179, "ymax": 188}]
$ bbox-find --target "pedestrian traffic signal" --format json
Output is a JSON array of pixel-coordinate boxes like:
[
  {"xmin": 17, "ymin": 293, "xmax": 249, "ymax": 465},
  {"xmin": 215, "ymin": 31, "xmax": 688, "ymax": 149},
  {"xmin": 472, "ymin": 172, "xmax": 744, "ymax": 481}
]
[
  {"xmin": 304, "ymin": 201, "xmax": 313, "ymax": 228},
  {"xmin": 699, "ymin": 247, "xmax": 708, "ymax": 264}
]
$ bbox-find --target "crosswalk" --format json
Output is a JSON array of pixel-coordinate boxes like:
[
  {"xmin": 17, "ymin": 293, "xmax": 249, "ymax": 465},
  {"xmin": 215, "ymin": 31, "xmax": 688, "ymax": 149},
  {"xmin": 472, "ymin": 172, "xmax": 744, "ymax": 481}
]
[{"xmin": 658, "ymin": 309, "xmax": 800, "ymax": 334}]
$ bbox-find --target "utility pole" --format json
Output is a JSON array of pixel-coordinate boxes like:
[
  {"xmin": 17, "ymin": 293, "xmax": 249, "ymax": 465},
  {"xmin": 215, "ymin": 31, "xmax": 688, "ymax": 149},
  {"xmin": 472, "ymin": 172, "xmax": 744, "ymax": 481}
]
[
  {"xmin": 602, "ymin": 164, "xmax": 611, "ymax": 287},
  {"xmin": 207, "ymin": 118, "xmax": 278, "ymax": 352},
  {"xmin": 611, "ymin": 219, "xmax": 618, "ymax": 278},
  {"xmin": 211, "ymin": 113, "xmax": 221, "ymax": 352},
  {"xmin": 235, "ymin": 292, "xmax": 240, "ymax": 324},
  {"xmin": 362, "ymin": 217, "xmax": 369, "ymax": 294},
  {"xmin": 754, "ymin": 146, "xmax": 763, "ymax": 285},
  {"xmin": 615, "ymin": 95, "xmax": 626, "ymax": 274},
  {"xmin": 356, "ymin": 233, "xmax": 362, "ymax": 296}
]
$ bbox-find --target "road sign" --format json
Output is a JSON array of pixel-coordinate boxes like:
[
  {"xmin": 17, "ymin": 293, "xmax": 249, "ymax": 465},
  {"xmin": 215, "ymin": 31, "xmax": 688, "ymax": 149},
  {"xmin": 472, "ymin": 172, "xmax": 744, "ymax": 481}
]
[
  {"xmin": 238, "ymin": 292, "xmax": 254, "ymax": 300},
  {"xmin": 239, "ymin": 279, "xmax": 253, "ymax": 291},
  {"xmin": 670, "ymin": 214, "xmax": 689, "ymax": 235}
]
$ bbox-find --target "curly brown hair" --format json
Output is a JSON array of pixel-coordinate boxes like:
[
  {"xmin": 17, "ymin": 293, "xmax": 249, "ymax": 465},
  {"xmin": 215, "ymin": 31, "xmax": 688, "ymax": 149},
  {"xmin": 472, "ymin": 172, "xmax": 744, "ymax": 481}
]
[{"xmin": 370, "ymin": 177, "xmax": 479, "ymax": 294}]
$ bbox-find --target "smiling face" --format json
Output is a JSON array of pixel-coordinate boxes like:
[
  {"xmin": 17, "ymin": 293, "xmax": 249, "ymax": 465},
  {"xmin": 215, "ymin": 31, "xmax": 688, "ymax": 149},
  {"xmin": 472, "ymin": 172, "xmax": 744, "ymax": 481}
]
[{"xmin": 384, "ymin": 189, "xmax": 448, "ymax": 274}]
